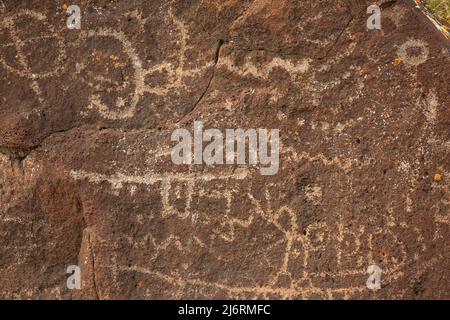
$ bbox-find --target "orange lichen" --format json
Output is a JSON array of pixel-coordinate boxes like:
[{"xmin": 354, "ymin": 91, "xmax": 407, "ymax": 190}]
[
  {"xmin": 91, "ymin": 50, "xmax": 101, "ymax": 61},
  {"xmin": 393, "ymin": 58, "xmax": 403, "ymax": 65}
]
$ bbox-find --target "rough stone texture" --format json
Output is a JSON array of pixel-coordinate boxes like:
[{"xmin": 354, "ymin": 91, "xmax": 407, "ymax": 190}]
[{"xmin": 0, "ymin": 0, "xmax": 449, "ymax": 299}]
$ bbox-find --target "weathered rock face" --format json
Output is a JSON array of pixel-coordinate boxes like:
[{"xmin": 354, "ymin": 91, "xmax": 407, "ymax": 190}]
[{"xmin": 0, "ymin": 0, "xmax": 449, "ymax": 299}]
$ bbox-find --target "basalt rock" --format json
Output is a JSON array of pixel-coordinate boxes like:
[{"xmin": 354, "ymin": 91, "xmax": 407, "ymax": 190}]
[{"xmin": 0, "ymin": 0, "xmax": 449, "ymax": 299}]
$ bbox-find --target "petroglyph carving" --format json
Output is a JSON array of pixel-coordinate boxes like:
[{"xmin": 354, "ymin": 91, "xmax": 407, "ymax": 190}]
[
  {"xmin": 396, "ymin": 38, "xmax": 430, "ymax": 67},
  {"xmin": 68, "ymin": 143, "xmax": 425, "ymax": 298},
  {"xmin": 76, "ymin": 29, "xmax": 146, "ymax": 120},
  {"xmin": 0, "ymin": 10, "xmax": 66, "ymax": 103},
  {"xmin": 0, "ymin": 8, "xmax": 344, "ymax": 122},
  {"xmin": 0, "ymin": 9, "xmax": 215, "ymax": 120},
  {"xmin": 218, "ymin": 55, "xmax": 311, "ymax": 80},
  {"xmin": 1, "ymin": 1, "xmax": 448, "ymax": 300}
]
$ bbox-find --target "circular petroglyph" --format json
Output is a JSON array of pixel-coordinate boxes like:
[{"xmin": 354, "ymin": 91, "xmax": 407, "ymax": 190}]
[
  {"xmin": 76, "ymin": 29, "xmax": 145, "ymax": 120},
  {"xmin": 396, "ymin": 38, "xmax": 429, "ymax": 67},
  {"xmin": 0, "ymin": 10, "xmax": 65, "ymax": 79}
]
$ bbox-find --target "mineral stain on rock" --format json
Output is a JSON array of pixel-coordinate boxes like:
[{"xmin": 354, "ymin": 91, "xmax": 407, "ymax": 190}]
[{"xmin": 0, "ymin": 0, "xmax": 449, "ymax": 299}]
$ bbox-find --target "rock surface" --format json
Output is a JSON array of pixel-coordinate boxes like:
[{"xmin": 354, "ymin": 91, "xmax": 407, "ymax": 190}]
[{"xmin": 0, "ymin": 0, "xmax": 449, "ymax": 299}]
